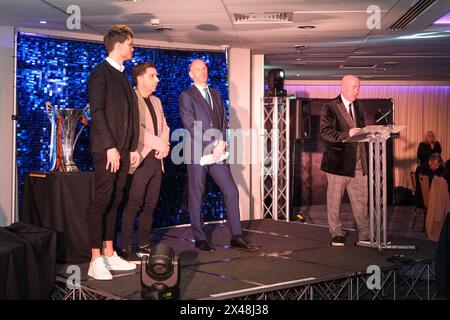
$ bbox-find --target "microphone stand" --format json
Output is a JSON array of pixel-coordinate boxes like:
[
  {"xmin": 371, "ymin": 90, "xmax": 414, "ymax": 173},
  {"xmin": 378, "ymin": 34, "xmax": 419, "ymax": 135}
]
[{"xmin": 376, "ymin": 109, "xmax": 391, "ymax": 125}]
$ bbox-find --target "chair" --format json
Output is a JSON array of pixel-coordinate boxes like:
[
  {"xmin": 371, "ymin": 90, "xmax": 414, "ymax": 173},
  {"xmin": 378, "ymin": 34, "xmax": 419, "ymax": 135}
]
[
  {"xmin": 411, "ymin": 172, "xmax": 429, "ymax": 231},
  {"xmin": 411, "ymin": 171, "xmax": 419, "ymax": 228},
  {"xmin": 425, "ymin": 177, "xmax": 450, "ymax": 241}
]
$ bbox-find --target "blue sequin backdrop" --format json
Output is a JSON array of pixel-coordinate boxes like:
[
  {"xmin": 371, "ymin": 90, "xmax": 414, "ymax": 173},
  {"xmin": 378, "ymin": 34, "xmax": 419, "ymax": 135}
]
[{"xmin": 16, "ymin": 32, "xmax": 229, "ymax": 227}]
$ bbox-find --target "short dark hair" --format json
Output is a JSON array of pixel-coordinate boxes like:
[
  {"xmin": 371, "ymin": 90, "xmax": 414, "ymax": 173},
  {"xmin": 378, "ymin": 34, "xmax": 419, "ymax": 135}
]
[
  {"xmin": 103, "ymin": 25, "xmax": 134, "ymax": 54},
  {"xmin": 132, "ymin": 62, "xmax": 156, "ymax": 86},
  {"xmin": 429, "ymin": 153, "xmax": 443, "ymax": 164}
]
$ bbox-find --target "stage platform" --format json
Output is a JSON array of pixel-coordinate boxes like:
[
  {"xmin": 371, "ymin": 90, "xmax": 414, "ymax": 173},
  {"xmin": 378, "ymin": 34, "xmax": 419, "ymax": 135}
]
[{"xmin": 53, "ymin": 219, "xmax": 438, "ymax": 300}]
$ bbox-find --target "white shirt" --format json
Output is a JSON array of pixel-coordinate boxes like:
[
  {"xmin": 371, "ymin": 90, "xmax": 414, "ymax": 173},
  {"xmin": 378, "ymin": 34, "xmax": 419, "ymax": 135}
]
[
  {"xmin": 106, "ymin": 57, "xmax": 125, "ymax": 72},
  {"xmin": 195, "ymin": 83, "xmax": 214, "ymax": 110},
  {"xmin": 340, "ymin": 94, "xmax": 354, "ymax": 119}
]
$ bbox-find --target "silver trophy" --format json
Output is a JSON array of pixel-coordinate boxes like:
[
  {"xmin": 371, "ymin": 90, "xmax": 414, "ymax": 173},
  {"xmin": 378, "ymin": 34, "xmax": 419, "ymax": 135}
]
[{"xmin": 45, "ymin": 101, "xmax": 90, "ymax": 172}]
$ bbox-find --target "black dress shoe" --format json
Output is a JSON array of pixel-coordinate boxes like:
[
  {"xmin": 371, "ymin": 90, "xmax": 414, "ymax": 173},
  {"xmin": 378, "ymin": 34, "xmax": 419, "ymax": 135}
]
[
  {"xmin": 136, "ymin": 244, "xmax": 151, "ymax": 257},
  {"xmin": 230, "ymin": 237, "xmax": 260, "ymax": 251},
  {"xmin": 118, "ymin": 246, "xmax": 141, "ymax": 263},
  {"xmin": 195, "ymin": 240, "xmax": 215, "ymax": 251}
]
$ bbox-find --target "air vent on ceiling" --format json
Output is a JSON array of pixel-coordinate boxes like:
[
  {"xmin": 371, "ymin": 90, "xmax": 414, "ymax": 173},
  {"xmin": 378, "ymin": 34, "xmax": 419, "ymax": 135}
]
[
  {"xmin": 339, "ymin": 64, "xmax": 377, "ymax": 70},
  {"xmin": 387, "ymin": 0, "xmax": 436, "ymax": 31},
  {"xmin": 233, "ymin": 12, "xmax": 293, "ymax": 24},
  {"xmin": 153, "ymin": 27, "xmax": 173, "ymax": 32}
]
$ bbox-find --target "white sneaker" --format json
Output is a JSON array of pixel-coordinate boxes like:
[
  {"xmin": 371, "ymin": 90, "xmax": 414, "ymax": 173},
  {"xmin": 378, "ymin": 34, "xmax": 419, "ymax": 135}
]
[
  {"xmin": 88, "ymin": 256, "xmax": 113, "ymax": 280},
  {"xmin": 104, "ymin": 251, "xmax": 137, "ymax": 271}
]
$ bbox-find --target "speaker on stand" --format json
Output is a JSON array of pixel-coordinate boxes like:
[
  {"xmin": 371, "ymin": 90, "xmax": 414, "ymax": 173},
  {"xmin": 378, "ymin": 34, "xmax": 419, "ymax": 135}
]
[{"xmin": 289, "ymin": 99, "xmax": 311, "ymax": 222}]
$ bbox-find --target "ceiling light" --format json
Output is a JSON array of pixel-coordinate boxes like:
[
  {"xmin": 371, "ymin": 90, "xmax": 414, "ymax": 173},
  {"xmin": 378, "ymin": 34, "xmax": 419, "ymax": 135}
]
[
  {"xmin": 39, "ymin": 20, "xmax": 47, "ymax": 24},
  {"xmin": 296, "ymin": 74, "xmax": 301, "ymax": 76},
  {"xmin": 294, "ymin": 44, "xmax": 309, "ymax": 49},
  {"xmin": 296, "ymin": 58, "xmax": 302, "ymax": 61},
  {"xmin": 398, "ymin": 32, "xmax": 450, "ymax": 39},
  {"xmin": 434, "ymin": 12, "xmax": 450, "ymax": 24}
]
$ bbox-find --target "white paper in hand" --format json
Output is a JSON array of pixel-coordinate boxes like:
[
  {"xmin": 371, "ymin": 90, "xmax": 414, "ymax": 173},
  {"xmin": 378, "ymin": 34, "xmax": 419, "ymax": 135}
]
[{"xmin": 200, "ymin": 152, "xmax": 229, "ymax": 166}]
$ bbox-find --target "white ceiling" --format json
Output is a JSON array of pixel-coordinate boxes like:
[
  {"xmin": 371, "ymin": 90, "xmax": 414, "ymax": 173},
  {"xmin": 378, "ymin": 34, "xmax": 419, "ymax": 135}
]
[{"xmin": 0, "ymin": 0, "xmax": 449, "ymax": 80}]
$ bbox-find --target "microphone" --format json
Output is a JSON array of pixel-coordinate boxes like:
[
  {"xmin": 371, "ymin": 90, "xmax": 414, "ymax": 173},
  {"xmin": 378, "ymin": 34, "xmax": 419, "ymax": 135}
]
[{"xmin": 376, "ymin": 109, "xmax": 391, "ymax": 124}]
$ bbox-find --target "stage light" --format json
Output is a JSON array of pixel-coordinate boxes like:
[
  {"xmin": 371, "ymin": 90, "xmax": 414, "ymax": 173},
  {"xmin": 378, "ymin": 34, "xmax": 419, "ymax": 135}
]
[
  {"xmin": 141, "ymin": 243, "xmax": 180, "ymax": 300},
  {"xmin": 265, "ymin": 68, "xmax": 287, "ymax": 97}
]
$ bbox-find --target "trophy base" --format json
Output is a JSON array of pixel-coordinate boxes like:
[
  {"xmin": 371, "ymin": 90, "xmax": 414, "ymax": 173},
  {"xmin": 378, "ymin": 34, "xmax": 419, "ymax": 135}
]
[{"xmin": 64, "ymin": 165, "xmax": 79, "ymax": 173}]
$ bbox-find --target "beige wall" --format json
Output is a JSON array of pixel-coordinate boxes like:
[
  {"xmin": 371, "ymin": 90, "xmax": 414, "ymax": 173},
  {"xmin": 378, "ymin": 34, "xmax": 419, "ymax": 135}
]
[
  {"xmin": 228, "ymin": 48, "xmax": 252, "ymax": 221},
  {"xmin": 228, "ymin": 49, "xmax": 265, "ymax": 221},
  {"xmin": 0, "ymin": 26, "xmax": 15, "ymax": 226},
  {"xmin": 250, "ymin": 54, "xmax": 264, "ymax": 219}
]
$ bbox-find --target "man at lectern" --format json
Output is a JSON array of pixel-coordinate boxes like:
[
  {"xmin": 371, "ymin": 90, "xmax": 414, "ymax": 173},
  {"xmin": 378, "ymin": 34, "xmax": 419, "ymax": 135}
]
[{"xmin": 319, "ymin": 75, "xmax": 370, "ymax": 247}]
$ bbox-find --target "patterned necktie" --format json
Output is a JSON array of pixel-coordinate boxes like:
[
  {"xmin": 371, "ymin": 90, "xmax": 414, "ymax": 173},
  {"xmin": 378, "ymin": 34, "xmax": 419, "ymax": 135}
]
[{"xmin": 204, "ymin": 87, "xmax": 212, "ymax": 108}]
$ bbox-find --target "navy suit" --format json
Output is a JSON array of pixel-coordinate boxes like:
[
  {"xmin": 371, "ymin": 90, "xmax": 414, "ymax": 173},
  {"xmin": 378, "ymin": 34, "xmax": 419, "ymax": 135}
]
[{"xmin": 179, "ymin": 86, "xmax": 242, "ymax": 241}]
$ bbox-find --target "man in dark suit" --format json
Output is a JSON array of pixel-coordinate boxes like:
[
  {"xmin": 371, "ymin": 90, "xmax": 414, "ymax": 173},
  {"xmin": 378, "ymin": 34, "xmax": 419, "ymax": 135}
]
[
  {"xmin": 179, "ymin": 59, "xmax": 258, "ymax": 252},
  {"xmin": 87, "ymin": 25, "xmax": 139, "ymax": 280},
  {"xmin": 320, "ymin": 75, "xmax": 370, "ymax": 247}
]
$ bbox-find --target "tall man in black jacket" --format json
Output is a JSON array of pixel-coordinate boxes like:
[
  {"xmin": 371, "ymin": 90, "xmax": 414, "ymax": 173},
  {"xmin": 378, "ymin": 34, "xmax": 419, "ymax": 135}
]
[
  {"xmin": 87, "ymin": 25, "xmax": 139, "ymax": 280},
  {"xmin": 320, "ymin": 75, "xmax": 370, "ymax": 247}
]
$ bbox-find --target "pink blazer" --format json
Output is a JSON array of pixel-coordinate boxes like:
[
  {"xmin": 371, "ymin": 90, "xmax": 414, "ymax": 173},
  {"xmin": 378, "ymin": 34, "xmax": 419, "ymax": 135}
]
[{"xmin": 129, "ymin": 90, "xmax": 170, "ymax": 174}]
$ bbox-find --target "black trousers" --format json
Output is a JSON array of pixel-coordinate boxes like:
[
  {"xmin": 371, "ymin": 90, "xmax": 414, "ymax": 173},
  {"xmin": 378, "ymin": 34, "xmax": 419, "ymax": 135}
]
[
  {"xmin": 88, "ymin": 151, "xmax": 130, "ymax": 249},
  {"xmin": 121, "ymin": 152, "xmax": 162, "ymax": 248}
]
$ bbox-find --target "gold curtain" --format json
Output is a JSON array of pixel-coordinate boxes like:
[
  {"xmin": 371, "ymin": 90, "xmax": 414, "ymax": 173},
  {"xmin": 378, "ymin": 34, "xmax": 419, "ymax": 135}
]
[{"xmin": 285, "ymin": 84, "xmax": 450, "ymax": 189}]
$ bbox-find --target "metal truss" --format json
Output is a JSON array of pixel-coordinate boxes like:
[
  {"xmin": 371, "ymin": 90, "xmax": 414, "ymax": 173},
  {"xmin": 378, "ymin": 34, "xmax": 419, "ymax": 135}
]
[
  {"xmin": 261, "ymin": 97, "xmax": 290, "ymax": 221},
  {"xmin": 232, "ymin": 261, "xmax": 438, "ymax": 300},
  {"xmin": 52, "ymin": 261, "xmax": 438, "ymax": 300},
  {"xmin": 52, "ymin": 276, "xmax": 121, "ymax": 300}
]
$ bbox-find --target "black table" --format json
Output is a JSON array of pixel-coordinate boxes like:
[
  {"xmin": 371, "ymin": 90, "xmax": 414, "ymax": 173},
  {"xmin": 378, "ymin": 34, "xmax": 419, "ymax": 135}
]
[
  {"xmin": 21, "ymin": 172, "xmax": 93, "ymax": 263},
  {"xmin": 0, "ymin": 222, "xmax": 56, "ymax": 299}
]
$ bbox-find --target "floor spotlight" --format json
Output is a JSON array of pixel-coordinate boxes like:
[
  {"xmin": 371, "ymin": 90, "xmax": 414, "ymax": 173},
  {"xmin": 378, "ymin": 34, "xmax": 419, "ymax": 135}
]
[{"xmin": 141, "ymin": 243, "xmax": 180, "ymax": 300}]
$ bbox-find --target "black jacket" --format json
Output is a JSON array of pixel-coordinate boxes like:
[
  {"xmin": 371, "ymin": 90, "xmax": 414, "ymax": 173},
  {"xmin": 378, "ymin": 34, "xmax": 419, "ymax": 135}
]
[
  {"xmin": 436, "ymin": 213, "xmax": 450, "ymax": 299},
  {"xmin": 417, "ymin": 141, "xmax": 442, "ymax": 164},
  {"xmin": 88, "ymin": 61, "xmax": 139, "ymax": 154},
  {"xmin": 320, "ymin": 96, "xmax": 368, "ymax": 177}
]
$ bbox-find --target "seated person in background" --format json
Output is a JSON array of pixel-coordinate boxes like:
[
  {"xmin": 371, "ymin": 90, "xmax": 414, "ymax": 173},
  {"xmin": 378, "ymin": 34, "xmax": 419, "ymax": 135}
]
[
  {"xmin": 417, "ymin": 131, "xmax": 442, "ymax": 165},
  {"xmin": 415, "ymin": 153, "xmax": 445, "ymax": 208},
  {"xmin": 442, "ymin": 158, "xmax": 450, "ymax": 194}
]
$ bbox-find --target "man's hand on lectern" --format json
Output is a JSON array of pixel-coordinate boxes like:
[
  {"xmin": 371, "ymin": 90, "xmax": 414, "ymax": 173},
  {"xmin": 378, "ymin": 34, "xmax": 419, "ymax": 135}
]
[{"xmin": 349, "ymin": 128, "xmax": 362, "ymax": 137}]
